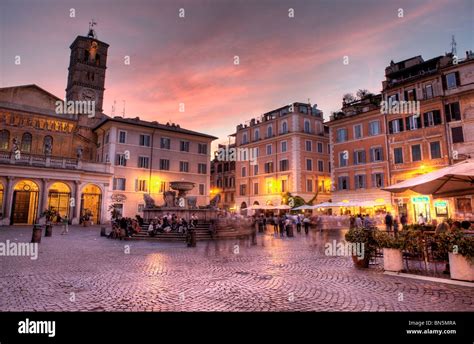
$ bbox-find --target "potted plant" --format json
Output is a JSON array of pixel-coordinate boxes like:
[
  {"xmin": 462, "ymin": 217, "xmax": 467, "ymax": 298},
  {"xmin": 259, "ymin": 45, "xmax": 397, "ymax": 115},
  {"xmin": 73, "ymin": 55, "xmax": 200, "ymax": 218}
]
[
  {"xmin": 40, "ymin": 209, "xmax": 57, "ymax": 237},
  {"xmin": 437, "ymin": 229, "xmax": 474, "ymax": 282},
  {"xmin": 345, "ymin": 227, "xmax": 377, "ymax": 268},
  {"xmin": 375, "ymin": 231, "xmax": 405, "ymax": 272}
]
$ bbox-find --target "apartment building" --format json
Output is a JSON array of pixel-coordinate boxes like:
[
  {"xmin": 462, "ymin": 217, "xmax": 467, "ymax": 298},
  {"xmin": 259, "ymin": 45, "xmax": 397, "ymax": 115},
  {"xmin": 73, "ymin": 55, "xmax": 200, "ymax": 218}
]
[
  {"xmin": 233, "ymin": 102, "xmax": 331, "ymax": 212},
  {"xmin": 327, "ymin": 94, "xmax": 392, "ymax": 215},
  {"xmin": 210, "ymin": 143, "xmax": 236, "ymax": 210}
]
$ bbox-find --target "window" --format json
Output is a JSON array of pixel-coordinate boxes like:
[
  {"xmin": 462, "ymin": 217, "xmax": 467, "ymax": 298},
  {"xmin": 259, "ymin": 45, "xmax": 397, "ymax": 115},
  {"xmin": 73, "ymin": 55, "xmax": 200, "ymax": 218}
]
[
  {"xmin": 423, "ymin": 84, "xmax": 434, "ymax": 99},
  {"xmin": 180, "ymin": 141, "xmax": 190, "ymax": 152},
  {"xmin": 281, "ymin": 180, "xmax": 287, "ymax": 193},
  {"xmin": 264, "ymin": 162, "xmax": 274, "ymax": 173},
  {"xmin": 339, "ymin": 152, "xmax": 348, "ymax": 167},
  {"xmin": 370, "ymin": 147, "xmax": 383, "ymax": 162},
  {"xmin": 21, "ymin": 132, "xmax": 32, "ymax": 152},
  {"xmin": 318, "ymin": 160, "xmax": 324, "ymax": 172},
  {"xmin": 305, "ymin": 140, "xmax": 312, "ymax": 152},
  {"xmin": 445, "ymin": 72, "xmax": 460, "ymax": 90},
  {"xmin": 160, "ymin": 137, "xmax": 171, "ymax": 149},
  {"xmin": 138, "ymin": 156, "xmax": 150, "ymax": 168},
  {"xmin": 281, "ymin": 121, "xmax": 288, "ymax": 134},
  {"xmin": 353, "ymin": 150, "xmax": 366, "ymax": 165},
  {"xmin": 198, "ymin": 143, "xmax": 208, "ymax": 154},
  {"xmin": 253, "ymin": 164, "xmax": 258, "ymax": 175},
  {"xmin": 389, "ymin": 119, "xmax": 404, "ymax": 133},
  {"xmin": 241, "ymin": 166, "xmax": 246, "ymax": 177},
  {"xmin": 317, "ymin": 142, "xmax": 323, "ymax": 153},
  {"xmin": 217, "ymin": 179, "xmax": 223, "ymax": 188},
  {"xmin": 198, "ymin": 163, "xmax": 207, "ymax": 174},
  {"xmin": 306, "ymin": 159, "xmax": 313, "ymax": 171},
  {"xmin": 159, "ymin": 181, "xmax": 166, "ymax": 193},
  {"xmin": 430, "ymin": 141, "xmax": 441, "ymax": 159},
  {"xmin": 266, "ymin": 144, "xmax": 272, "ymax": 155},
  {"xmin": 199, "ymin": 184, "xmax": 205, "ymax": 195},
  {"xmin": 336, "ymin": 128, "xmax": 348, "ymax": 142},
  {"xmin": 387, "ymin": 93, "xmax": 399, "ymax": 103},
  {"xmin": 328, "ymin": 162, "xmax": 331, "ymax": 173},
  {"xmin": 105, "ymin": 132, "xmax": 109, "ymax": 144},
  {"xmin": 113, "ymin": 178, "xmax": 126, "ymax": 191},
  {"xmin": 353, "ymin": 124, "xmax": 362, "ymax": 139},
  {"xmin": 394, "ymin": 147, "xmax": 403, "ymax": 164},
  {"xmin": 306, "ymin": 179, "xmax": 313, "ymax": 192},
  {"xmin": 279, "ymin": 159, "xmax": 289, "ymax": 171},
  {"xmin": 337, "ymin": 176, "xmax": 349, "ymax": 190},
  {"xmin": 281, "ymin": 141, "xmax": 287, "ymax": 152},
  {"xmin": 242, "ymin": 133, "xmax": 248, "ymax": 144},
  {"xmin": 354, "ymin": 175, "xmax": 366, "ymax": 189},
  {"xmin": 445, "ymin": 102, "xmax": 461, "ymax": 122},
  {"xmin": 254, "ymin": 129, "xmax": 260, "ymax": 140},
  {"xmin": 266, "ymin": 126, "xmax": 273, "ymax": 138},
  {"xmin": 411, "ymin": 145, "xmax": 422, "ymax": 162},
  {"xmin": 179, "ymin": 161, "xmax": 189, "ymax": 172},
  {"xmin": 136, "ymin": 179, "xmax": 148, "ymax": 192},
  {"xmin": 451, "ymin": 127, "xmax": 464, "ymax": 143},
  {"xmin": 304, "ymin": 120, "xmax": 311, "ymax": 133},
  {"xmin": 139, "ymin": 134, "xmax": 151, "ymax": 147},
  {"xmin": 118, "ymin": 131, "xmax": 127, "ymax": 143},
  {"xmin": 253, "ymin": 182, "xmax": 259, "ymax": 195},
  {"xmin": 43, "ymin": 135, "xmax": 53, "ymax": 155},
  {"xmin": 423, "ymin": 110, "xmax": 442, "ymax": 127},
  {"xmin": 239, "ymin": 184, "xmax": 247, "ymax": 196},
  {"xmin": 369, "ymin": 121, "xmax": 380, "ymax": 136},
  {"xmin": 372, "ymin": 173, "xmax": 384, "ymax": 188},
  {"xmin": 115, "ymin": 153, "xmax": 127, "ymax": 166},
  {"xmin": 160, "ymin": 159, "xmax": 170, "ymax": 170},
  {"xmin": 406, "ymin": 115, "xmax": 421, "ymax": 130},
  {"xmin": 404, "ymin": 88, "xmax": 417, "ymax": 101}
]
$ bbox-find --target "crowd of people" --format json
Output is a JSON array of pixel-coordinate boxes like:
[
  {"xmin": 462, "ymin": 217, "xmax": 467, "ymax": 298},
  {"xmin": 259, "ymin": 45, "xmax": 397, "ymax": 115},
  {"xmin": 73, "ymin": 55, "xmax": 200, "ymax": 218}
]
[
  {"xmin": 251, "ymin": 213, "xmax": 323, "ymax": 237},
  {"xmin": 108, "ymin": 216, "xmax": 142, "ymax": 240}
]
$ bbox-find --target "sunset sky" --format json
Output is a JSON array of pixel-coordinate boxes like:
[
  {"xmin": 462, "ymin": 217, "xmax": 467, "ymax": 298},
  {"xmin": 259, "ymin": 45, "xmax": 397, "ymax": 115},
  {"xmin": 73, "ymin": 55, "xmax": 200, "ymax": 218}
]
[{"xmin": 1, "ymin": 0, "xmax": 473, "ymax": 146}]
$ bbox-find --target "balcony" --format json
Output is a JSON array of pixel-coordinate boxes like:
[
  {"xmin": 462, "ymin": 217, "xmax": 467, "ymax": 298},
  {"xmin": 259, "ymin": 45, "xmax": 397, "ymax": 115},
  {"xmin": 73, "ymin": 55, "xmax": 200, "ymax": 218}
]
[{"xmin": 0, "ymin": 151, "xmax": 112, "ymax": 174}]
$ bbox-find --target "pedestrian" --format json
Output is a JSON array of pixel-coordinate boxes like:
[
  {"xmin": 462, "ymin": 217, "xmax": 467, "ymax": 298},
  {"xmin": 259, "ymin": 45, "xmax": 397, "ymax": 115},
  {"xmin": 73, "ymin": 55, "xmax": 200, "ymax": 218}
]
[
  {"xmin": 400, "ymin": 213, "xmax": 408, "ymax": 229},
  {"xmin": 273, "ymin": 215, "xmax": 279, "ymax": 236},
  {"xmin": 418, "ymin": 213, "xmax": 425, "ymax": 225},
  {"xmin": 393, "ymin": 218, "xmax": 399, "ymax": 236},
  {"xmin": 303, "ymin": 216, "xmax": 310, "ymax": 235},
  {"xmin": 61, "ymin": 215, "xmax": 69, "ymax": 235},
  {"xmin": 279, "ymin": 217, "xmax": 285, "ymax": 237},
  {"xmin": 296, "ymin": 215, "xmax": 302, "ymax": 233},
  {"xmin": 316, "ymin": 215, "xmax": 323, "ymax": 233},
  {"xmin": 384, "ymin": 212, "xmax": 393, "ymax": 233}
]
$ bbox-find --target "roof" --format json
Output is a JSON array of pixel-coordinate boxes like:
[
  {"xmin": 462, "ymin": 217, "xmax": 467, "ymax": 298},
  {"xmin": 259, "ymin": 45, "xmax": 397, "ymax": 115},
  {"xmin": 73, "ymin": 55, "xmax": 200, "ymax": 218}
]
[
  {"xmin": 93, "ymin": 117, "xmax": 218, "ymax": 140},
  {"xmin": 0, "ymin": 84, "xmax": 62, "ymax": 102}
]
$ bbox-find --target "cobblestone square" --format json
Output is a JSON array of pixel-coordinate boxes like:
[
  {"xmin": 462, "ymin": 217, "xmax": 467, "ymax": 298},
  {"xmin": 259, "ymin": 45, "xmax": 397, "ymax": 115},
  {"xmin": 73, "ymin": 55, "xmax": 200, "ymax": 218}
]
[{"xmin": 0, "ymin": 226, "xmax": 472, "ymax": 312}]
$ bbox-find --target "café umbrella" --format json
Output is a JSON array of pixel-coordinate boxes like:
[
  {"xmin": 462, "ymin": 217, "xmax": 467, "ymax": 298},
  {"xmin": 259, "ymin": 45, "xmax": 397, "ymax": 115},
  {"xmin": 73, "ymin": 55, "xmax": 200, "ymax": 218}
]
[{"xmin": 382, "ymin": 159, "xmax": 474, "ymax": 198}]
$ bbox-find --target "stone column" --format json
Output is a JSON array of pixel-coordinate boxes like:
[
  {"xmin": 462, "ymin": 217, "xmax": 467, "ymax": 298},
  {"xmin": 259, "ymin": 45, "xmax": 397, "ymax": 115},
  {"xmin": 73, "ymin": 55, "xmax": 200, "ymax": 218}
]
[
  {"xmin": 71, "ymin": 181, "xmax": 81, "ymax": 224},
  {"xmin": 2, "ymin": 176, "xmax": 14, "ymax": 225},
  {"xmin": 39, "ymin": 178, "xmax": 49, "ymax": 214}
]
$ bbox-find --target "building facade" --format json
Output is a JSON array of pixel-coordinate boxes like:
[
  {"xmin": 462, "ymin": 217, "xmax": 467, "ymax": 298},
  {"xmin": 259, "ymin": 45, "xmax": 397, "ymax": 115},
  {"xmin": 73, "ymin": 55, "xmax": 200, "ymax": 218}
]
[
  {"xmin": 210, "ymin": 143, "xmax": 236, "ymax": 211},
  {"xmin": 382, "ymin": 52, "xmax": 474, "ymax": 222},
  {"xmin": 327, "ymin": 94, "xmax": 392, "ymax": 215},
  {"xmin": 233, "ymin": 102, "xmax": 331, "ymax": 212}
]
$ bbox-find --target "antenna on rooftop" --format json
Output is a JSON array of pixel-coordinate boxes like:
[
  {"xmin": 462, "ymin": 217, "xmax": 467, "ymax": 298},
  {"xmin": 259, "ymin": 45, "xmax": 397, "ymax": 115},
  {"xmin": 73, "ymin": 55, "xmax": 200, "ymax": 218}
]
[
  {"xmin": 451, "ymin": 35, "xmax": 457, "ymax": 56},
  {"xmin": 111, "ymin": 100, "xmax": 116, "ymax": 116},
  {"xmin": 122, "ymin": 100, "xmax": 126, "ymax": 118}
]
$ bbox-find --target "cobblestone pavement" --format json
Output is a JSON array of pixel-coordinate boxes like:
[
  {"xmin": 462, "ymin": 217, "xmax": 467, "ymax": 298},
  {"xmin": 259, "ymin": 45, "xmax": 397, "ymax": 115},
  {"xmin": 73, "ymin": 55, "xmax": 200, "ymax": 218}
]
[{"xmin": 0, "ymin": 225, "xmax": 472, "ymax": 311}]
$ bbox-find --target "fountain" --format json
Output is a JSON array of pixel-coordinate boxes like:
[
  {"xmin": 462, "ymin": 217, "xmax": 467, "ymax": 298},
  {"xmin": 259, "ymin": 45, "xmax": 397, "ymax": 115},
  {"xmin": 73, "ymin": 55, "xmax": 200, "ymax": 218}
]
[{"xmin": 142, "ymin": 180, "xmax": 218, "ymax": 222}]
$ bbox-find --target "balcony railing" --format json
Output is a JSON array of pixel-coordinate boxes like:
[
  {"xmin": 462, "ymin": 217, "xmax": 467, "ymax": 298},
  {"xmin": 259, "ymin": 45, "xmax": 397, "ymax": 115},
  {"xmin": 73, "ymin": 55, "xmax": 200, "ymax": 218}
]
[{"xmin": 0, "ymin": 151, "xmax": 112, "ymax": 173}]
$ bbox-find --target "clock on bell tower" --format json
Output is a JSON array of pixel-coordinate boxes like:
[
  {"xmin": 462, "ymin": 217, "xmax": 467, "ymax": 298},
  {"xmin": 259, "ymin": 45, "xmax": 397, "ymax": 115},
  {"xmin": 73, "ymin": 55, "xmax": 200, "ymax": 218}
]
[{"xmin": 65, "ymin": 21, "xmax": 109, "ymax": 114}]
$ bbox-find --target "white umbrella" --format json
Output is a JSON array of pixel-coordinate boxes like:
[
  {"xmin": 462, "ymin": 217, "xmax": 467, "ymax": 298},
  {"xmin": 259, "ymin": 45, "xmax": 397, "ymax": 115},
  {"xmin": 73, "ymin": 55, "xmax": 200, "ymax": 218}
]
[
  {"xmin": 383, "ymin": 159, "xmax": 474, "ymax": 198},
  {"xmin": 293, "ymin": 204, "xmax": 314, "ymax": 210},
  {"xmin": 275, "ymin": 204, "xmax": 292, "ymax": 210}
]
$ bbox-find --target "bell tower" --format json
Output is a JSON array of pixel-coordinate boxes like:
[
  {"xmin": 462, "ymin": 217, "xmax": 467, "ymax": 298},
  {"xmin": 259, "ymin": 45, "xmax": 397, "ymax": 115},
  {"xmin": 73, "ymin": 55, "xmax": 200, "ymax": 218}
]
[{"xmin": 66, "ymin": 21, "xmax": 109, "ymax": 114}]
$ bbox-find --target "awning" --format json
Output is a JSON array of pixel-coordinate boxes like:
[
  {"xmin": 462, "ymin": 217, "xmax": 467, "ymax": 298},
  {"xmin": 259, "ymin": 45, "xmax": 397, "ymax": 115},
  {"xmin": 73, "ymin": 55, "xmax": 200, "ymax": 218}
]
[{"xmin": 382, "ymin": 159, "xmax": 474, "ymax": 198}]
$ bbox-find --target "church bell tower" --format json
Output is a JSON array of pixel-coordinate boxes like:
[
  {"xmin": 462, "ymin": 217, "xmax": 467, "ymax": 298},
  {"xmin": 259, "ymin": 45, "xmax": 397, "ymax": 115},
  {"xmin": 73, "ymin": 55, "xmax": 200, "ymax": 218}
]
[{"xmin": 66, "ymin": 21, "xmax": 109, "ymax": 114}]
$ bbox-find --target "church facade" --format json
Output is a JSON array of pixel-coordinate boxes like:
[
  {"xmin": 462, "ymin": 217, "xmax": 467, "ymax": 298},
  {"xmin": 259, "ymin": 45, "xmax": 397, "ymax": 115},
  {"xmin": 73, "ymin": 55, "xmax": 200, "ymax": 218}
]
[{"xmin": 0, "ymin": 27, "xmax": 215, "ymax": 225}]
